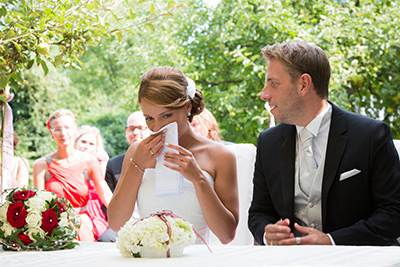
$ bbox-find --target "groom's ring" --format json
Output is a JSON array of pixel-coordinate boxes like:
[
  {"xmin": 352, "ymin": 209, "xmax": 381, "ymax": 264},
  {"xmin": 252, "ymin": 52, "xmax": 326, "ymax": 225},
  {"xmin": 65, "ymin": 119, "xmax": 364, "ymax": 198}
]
[
  {"xmin": 296, "ymin": 237, "xmax": 301, "ymax": 245},
  {"xmin": 270, "ymin": 240, "xmax": 274, "ymax": 246},
  {"xmin": 149, "ymin": 148, "xmax": 155, "ymax": 155}
]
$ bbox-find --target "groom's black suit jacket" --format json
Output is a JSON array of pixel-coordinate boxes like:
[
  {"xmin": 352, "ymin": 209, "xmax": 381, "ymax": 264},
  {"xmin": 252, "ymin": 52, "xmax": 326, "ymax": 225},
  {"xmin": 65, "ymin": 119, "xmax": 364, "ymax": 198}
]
[{"xmin": 248, "ymin": 103, "xmax": 400, "ymax": 245}]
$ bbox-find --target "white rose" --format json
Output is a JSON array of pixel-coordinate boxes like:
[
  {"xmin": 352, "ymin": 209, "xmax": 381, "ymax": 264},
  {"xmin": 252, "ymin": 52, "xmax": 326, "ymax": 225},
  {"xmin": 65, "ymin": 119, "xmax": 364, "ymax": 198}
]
[
  {"xmin": 26, "ymin": 226, "xmax": 46, "ymax": 241},
  {"xmin": 26, "ymin": 211, "xmax": 42, "ymax": 228},
  {"xmin": 0, "ymin": 222, "xmax": 15, "ymax": 237},
  {"xmin": 0, "ymin": 202, "xmax": 10, "ymax": 221},
  {"xmin": 36, "ymin": 190, "xmax": 55, "ymax": 202},
  {"xmin": 59, "ymin": 212, "xmax": 69, "ymax": 227},
  {"xmin": 26, "ymin": 195, "xmax": 47, "ymax": 212}
]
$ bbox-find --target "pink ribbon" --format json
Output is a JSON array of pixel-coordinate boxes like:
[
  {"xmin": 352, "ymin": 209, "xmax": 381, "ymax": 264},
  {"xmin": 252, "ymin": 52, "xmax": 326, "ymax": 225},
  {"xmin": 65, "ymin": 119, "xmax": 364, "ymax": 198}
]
[{"xmin": 144, "ymin": 210, "xmax": 213, "ymax": 256}]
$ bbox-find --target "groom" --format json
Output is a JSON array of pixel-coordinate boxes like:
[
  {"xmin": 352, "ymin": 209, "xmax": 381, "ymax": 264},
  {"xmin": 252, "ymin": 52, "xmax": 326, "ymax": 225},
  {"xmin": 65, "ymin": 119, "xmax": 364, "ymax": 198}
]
[{"xmin": 248, "ymin": 42, "xmax": 400, "ymax": 246}]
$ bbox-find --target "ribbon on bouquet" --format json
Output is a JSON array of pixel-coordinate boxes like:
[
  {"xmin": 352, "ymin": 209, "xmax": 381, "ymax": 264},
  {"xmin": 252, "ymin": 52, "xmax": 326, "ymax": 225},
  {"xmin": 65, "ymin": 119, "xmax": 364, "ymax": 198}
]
[{"xmin": 147, "ymin": 210, "xmax": 212, "ymax": 256}]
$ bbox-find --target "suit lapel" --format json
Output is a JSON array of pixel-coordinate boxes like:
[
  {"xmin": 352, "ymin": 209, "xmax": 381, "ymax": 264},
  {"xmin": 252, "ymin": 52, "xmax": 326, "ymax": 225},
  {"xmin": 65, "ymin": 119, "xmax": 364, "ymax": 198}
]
[
  {"xmin": 321, "ymin": 103, "xmax": 348, "ymax": 224},
  {"xmin": 278, "ymin": 125, "xmax": 296, "ymax": 218}
]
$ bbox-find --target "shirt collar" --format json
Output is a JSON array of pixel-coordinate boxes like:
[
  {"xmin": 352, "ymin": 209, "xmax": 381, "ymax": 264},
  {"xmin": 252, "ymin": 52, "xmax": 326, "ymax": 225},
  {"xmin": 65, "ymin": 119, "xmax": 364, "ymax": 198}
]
[{"xmin": 296, "ymin": 102, "xmax": 330, "ymax": 137}]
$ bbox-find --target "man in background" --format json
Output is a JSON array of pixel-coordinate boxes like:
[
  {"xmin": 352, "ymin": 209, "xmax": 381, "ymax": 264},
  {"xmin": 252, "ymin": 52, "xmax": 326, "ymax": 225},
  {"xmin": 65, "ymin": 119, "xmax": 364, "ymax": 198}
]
[{"xmin": 105, "ymin": 111, "xmax": 150, "ymax": 192}]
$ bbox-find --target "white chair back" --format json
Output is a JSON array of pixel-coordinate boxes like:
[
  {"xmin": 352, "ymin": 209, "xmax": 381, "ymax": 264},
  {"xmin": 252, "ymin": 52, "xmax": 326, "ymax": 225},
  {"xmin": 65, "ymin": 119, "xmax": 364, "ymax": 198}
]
[
  {"xmin": 393, "ymin": 139, "xmax": 400, "ymax": 160},
  {"xmin": 208, "ymin": 143, "xmax": 256, "ymax": 246}
]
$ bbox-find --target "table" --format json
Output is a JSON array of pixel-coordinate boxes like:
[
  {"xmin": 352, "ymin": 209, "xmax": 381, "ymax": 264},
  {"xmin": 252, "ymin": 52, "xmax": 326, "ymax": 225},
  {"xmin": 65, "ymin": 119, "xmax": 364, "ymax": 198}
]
[{"xmin": 2, "ymin": 242, "xmax": 400, "ymax": 267}]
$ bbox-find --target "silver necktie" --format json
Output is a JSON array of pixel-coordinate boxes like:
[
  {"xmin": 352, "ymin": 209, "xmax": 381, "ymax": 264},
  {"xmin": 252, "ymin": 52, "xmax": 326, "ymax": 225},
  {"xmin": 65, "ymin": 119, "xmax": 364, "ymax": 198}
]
[{"xmin": 299, "ymin": 128, "xmax": 317, "ymax": 196}]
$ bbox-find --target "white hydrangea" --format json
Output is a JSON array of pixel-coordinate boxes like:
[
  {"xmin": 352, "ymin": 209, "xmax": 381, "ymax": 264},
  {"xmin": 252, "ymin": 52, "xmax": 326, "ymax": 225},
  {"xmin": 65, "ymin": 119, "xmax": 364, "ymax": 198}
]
[
  {"xmin": 26, "ymin": 195, "xmax": 47, "ymax": 213},
  {"xmin": 116, "ymin": 214, "xmax": 196, "ymax": 258}
]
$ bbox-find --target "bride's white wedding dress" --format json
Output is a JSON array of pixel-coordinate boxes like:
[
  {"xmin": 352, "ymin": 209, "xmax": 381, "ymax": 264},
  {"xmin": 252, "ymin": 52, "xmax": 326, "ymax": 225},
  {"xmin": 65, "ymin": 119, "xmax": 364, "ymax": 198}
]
[{"xmin": 137, "ymin": 168, "xmax": 214, "ymax": 243}]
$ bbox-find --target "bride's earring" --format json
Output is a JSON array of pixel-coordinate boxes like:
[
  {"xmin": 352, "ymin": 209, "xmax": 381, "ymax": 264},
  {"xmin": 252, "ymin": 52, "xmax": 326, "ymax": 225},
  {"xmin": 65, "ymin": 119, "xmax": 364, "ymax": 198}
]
[{"xmin": 187, "ymin": 111, "xmax": 191, "ymax": 118}]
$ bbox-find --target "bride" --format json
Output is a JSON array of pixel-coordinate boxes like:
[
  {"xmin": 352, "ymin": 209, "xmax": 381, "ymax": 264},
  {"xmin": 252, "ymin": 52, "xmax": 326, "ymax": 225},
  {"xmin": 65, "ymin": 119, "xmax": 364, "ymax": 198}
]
[{"xmin": 108, "ymin": 66, "xmax": 239, "ymax": 244}]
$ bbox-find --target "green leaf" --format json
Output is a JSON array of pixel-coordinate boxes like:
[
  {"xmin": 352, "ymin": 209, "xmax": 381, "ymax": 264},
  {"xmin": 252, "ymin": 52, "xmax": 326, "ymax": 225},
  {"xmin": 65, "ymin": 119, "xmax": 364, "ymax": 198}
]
[
  {"xmin": 150, "ymin": 3, "xmax": 155, "ymax": 14},
  {"xmin": 11, "ymin": 41, "xmax": 22, "ymax": 54},
  {"xmin": 0, "ymin": 5, "xmax": 7, "ymax": 18},
  {"xmin": 162, "ymin": 13, "xmax": 173, "ymax": 17},
  {"xmin": 0, "ymin": 94, "xmax": 6, "ymax": 103},
  {"xmin": 41, "ymin": 60, "xmax": 49, "ymax": 75},
  {"xmin": 54, "ymin": 54, "xmax": 63, "ymax": 67},
  {"xmin": 144, "ymin": 23, "xmax": 155, "ymax": 32},
  {"xmin": 87, "ymin": 3, "xmax": 96, "ymax": 10},
  {"xmin": 112, "ymin": 12, "xmax": 119, "ymax": 23},
  {"xmin": 168, "ymin": 1, "xmax": 176, "ymax": 9},
  {"xmin": 26, "ymin": 59, "xmax": 35, "ymax": 69},
  {"xmin": 129, "ymin": 9, "xmax": 136, "ymax": 20},
  {"xmin": 11, "ymin": 71, "xmax": 24, "ymax": 83},
  {"xmin": 0, "ymin": 76, "xmax": 9, "ymax": 89},
  {"xmin": 116, "ymin": 31, "xmax": 123, "ymax": 43}
]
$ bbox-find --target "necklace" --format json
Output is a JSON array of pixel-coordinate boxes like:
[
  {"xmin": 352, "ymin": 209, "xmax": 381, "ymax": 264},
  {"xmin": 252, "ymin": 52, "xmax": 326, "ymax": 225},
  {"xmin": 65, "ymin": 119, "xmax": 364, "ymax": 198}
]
[{"xmin": 185, "ymin": 134, "xmax": 197, "ymax": 150}]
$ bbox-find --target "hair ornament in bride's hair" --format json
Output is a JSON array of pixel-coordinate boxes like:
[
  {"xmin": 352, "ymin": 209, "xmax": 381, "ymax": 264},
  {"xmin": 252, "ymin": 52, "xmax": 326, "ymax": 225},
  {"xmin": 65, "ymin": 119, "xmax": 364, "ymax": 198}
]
[{"xmin": 186, "ymin": 77, "xmax": 196, "ymax": 99}]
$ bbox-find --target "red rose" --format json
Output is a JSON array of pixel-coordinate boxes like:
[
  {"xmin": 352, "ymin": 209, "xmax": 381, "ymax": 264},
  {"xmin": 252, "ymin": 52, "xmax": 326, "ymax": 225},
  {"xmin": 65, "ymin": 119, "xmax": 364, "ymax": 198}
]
[
  {"xmin": 7, "ymin": 202, "xmax": 28, "ymax": 228},
  {"xmin": 12, "ymin": 190, "xmax": 36, "ymax": 201},
  {"xmin": 18, "ymin": 232, "xmax": 33, "ymax": 245},
  {"xmin": 55, "ymin": 201, "xmax": 66, "ymax": 213},
  {"xmin": 41, "ymin": 209, "xmax": 58, "ymax": 234}
]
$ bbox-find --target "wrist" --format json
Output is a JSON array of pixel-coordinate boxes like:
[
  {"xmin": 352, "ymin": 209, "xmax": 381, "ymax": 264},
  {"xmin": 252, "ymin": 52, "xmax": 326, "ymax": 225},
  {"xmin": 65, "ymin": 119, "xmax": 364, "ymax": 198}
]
[{"xmin": 129, "ymin": 158, "xmax": 144, "ymax": 173}]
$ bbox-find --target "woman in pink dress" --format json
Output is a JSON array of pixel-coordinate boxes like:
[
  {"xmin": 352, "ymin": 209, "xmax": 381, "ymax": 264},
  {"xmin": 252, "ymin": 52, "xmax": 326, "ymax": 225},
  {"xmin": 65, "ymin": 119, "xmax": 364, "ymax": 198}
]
[
  {"xmin": 75, "ymin": 125, "xmax": 110, "ymax": 239},
  {"xmin": 33, "ymin": 109, "xmax": 113, "ymax": 241}
]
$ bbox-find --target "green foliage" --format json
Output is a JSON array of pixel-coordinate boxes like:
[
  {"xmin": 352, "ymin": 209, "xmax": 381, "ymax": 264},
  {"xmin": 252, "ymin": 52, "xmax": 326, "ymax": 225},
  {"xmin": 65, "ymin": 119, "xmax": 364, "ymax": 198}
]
[
  {"xmin": 0, "ymin": 0, "xmax": 186, "ymax": 92},
  {"xmin": 8, "ymin": 0, "xmax": 400, "ymax": 167}
]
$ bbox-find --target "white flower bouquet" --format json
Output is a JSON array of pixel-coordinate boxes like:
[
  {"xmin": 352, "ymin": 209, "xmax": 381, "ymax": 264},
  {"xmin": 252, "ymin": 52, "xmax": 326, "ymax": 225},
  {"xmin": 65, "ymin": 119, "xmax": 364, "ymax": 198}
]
[
  {"xmin": 117, "ymin": 210, "xmax": 196, "ymax": 258},
  {"xmin": 0, "ymin": 187, "xmax": 80, "ymax": 251}
]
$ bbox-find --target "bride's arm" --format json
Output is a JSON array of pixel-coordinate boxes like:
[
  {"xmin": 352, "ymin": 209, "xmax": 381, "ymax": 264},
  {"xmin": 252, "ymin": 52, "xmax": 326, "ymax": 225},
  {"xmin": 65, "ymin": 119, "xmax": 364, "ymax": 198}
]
[
  {"xmin": 107, "ymin": 144, "xmax": 142, "ymax": 231},
  {"xmin": 196, "ymin": 145, "xmax": 239, "ymax": 244},
  {"xmin": 108, "ymin": 132, "xmax": 165, "ymax": 231}
]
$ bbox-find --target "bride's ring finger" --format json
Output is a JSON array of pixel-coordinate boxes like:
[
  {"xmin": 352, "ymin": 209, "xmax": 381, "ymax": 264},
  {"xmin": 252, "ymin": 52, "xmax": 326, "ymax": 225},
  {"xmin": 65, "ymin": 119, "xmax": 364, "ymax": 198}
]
[{"xmin": 149, "ymin": 148, "xmax": 155, "ymax": 155}]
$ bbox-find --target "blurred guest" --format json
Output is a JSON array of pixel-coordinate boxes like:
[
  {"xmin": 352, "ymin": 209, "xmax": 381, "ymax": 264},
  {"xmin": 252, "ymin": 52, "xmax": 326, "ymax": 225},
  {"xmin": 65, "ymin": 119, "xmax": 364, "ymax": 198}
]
[
  {"xmin": 75, "ymin": 125, "xmax": 110, "ymax": 240},
  {"xmin": 75, "ymin": 125, "xmax": 109, "ymax": 177},
  {"xmin": 190, "ymin": 108, "xmax": 221, "ymax": 142},
  {"xmin": 33, "ymin": 108, "xmax": 113, "ymax": 241}
]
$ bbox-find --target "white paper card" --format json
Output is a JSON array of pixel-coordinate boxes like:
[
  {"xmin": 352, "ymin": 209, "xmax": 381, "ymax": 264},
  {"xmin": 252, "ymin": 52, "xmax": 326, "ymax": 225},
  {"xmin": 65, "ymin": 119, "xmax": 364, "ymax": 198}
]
[{"xmin": 151, "ymin": 121, "xmax": 184, "ymax": 197}]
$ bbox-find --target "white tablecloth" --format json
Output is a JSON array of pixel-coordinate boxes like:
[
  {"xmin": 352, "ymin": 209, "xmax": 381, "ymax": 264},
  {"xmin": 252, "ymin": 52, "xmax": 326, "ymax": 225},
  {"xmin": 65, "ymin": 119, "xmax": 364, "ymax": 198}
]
[{"xmin": 2, "ymin": 242, "xmax": 400, "ymax": 267}]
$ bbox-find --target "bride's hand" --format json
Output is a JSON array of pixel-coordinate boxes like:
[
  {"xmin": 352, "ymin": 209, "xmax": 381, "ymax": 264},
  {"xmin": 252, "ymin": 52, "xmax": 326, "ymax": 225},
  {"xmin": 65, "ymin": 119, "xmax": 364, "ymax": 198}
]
[
  {"xmin": 131, "ymin": 130, "xmax": 166, "ymax": 169},
  {"xmin": 163, "ymin": 143, "xmax": 203, "ymax": 182}
]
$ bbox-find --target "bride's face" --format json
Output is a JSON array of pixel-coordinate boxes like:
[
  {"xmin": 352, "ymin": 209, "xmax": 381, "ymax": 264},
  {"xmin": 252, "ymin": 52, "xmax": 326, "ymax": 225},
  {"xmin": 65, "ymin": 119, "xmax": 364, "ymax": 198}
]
[{"xmin": 140, "ymin": 99, "xmax": 190, "ymax": 134}]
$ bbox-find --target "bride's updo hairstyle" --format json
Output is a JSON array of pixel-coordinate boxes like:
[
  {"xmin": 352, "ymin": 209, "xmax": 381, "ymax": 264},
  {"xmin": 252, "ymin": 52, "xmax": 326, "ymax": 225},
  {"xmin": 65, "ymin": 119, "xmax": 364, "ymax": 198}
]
[{"xmin": 138, "ymin": 66, "xmax": 205, "ymax": 122}]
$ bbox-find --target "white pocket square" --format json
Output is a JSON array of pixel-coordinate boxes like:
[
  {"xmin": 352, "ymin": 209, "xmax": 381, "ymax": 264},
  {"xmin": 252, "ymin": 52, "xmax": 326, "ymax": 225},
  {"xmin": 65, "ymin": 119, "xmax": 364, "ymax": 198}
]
[{"xmin": 339, "ymin": 169, "xmax": 361, "ymax": 181}]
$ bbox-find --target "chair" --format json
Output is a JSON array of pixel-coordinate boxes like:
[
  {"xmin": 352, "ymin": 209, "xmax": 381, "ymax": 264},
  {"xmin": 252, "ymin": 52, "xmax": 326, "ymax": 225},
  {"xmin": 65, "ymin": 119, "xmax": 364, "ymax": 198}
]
[
  {"xmin": 209, "ymin": 143, "xmax": 256, "ymax": 246},
  {"xmin": 393, "ymin": 139, "xmax": 400, "ymax": 160}
]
